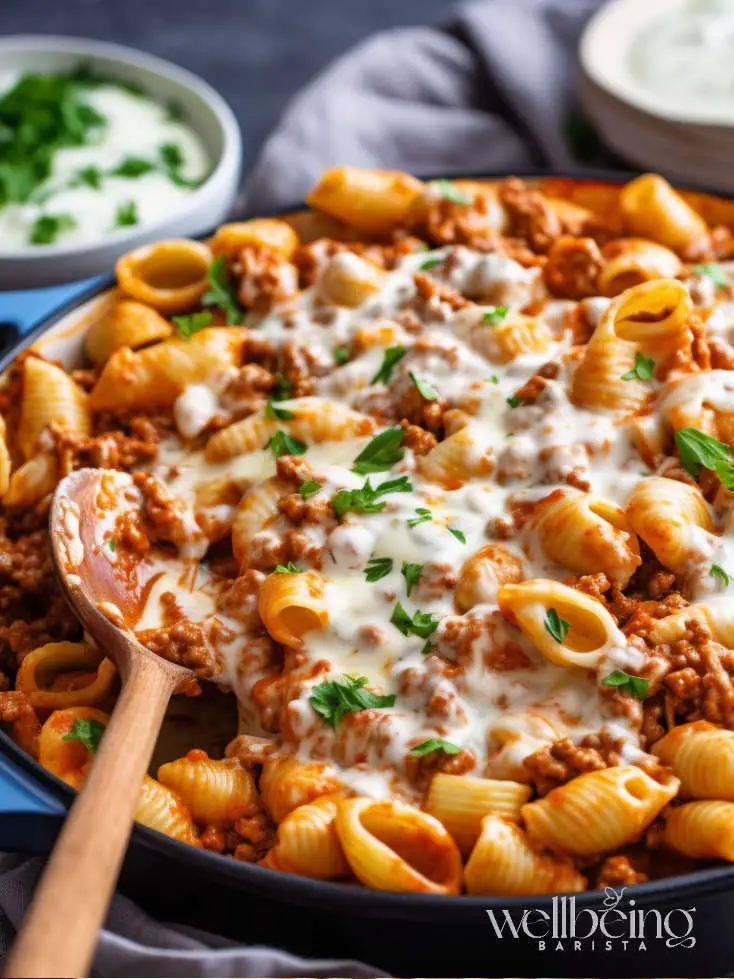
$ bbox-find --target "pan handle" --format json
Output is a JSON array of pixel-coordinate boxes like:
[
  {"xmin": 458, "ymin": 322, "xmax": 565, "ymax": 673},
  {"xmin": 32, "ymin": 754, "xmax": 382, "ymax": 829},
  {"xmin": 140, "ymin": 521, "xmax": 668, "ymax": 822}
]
[{"xmin": 0, "ymin": 752, "xmax": 66, "ymax": 854}]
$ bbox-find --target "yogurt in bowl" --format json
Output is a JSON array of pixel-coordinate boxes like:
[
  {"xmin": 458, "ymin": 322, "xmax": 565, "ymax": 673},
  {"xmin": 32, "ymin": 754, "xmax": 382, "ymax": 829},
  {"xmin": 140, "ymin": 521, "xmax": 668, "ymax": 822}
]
[{"xmin": 0, "ymin": 36, "xmax": 241, "ymax": 289}]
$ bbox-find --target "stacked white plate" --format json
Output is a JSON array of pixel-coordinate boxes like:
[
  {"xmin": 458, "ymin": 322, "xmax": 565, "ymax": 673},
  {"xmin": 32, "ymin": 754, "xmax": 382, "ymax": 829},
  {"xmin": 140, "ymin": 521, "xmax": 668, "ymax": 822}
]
[{"xmin": 580, "ymin": 0, "xmax": 734, "ymax": 191}]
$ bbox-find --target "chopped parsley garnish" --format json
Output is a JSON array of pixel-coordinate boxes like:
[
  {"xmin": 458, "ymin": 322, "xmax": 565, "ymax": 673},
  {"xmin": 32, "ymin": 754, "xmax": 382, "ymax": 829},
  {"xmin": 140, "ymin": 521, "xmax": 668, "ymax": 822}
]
[
  {"xmin": 333, "ymin": 345, "xmax": 350, "ymax": 365},
  {"xmin": 483, "ymin": 306, "xmax": 509, "ymax": 325},
  {"xmin": 401, "ymin": 562, "xmax": 424, "ymax": 597},
  {"xmin": 506, "ymin": 395, "xmax": 524, "ymax": 409},
  {"xmin": 29, "ymin": 213, "xmax": 77, "ymax": 245},
  {"xmin": 371, "ymin": 346, "xmax": 406, "ymax": 385},
  {"xmin": 271, "ymin": 372, "xmax": 293, "ymax": 401},
  {"xmin": 61, "ymin": 716, "xmax": 105, "ymax": 753},
  {"xmin": 172, "ymin": 310, "xmax": 212, "ymax": 339},
  {"xmin": 114, "ymin": 200, "xmax": 138, "ymax": 227},
  {"xmin": 266, "ymin": 430, "xmax": 307, "ymax": 457},
  {"xmin": 351, "ymin": 427, "xmax": 405, "ymax": 475},
  {"xmin": 309, "ymin": 675, "xmax": 395, "ymax": 728},
  {"xmin": 274, "ymin": 562, "xmax": 303, "ymax": 574},
  {"xmin": 490, "ymin": 375, "xmax": 499, "ymax": 384},
  {"xmin": 108, "ymin": 539, "xmax": 117, "ymax": 552},
  {"xmin": 692, "ymin": 262, "xmax": 730, "ymax": 288},
  {"xmin": 544, "ymin": 608, "xmax": 571, "ymax": 643},
  {"xmin": 265, "ymin": 400, "xmax": 295, "ymax": 421},
  {"xmin": 365, "ymin": 557, "xmax": 393, "ymax": 582},
  {"xmin": 159, "ymin": 141, "xmax": 184, "ymax": 169},
  {"xmin": 410, "ymin": 372, "xmax": 438, "ymax": 401},
  {"xmin": 111, "ymin": 156, "xmax": 156, "ymax": 178},
  {"xmin": 674, "ymin": 427, "xmax": 734, "ymax": 489},
  {"xmin": 621, "ymin": 351, "xmax": 655, "ymax": 381},
  {"xmin": 299, "ymin": 479, "xmax": 321, "ymax": 499},
  {"xmin": 711, "ymin": 563, "xmax": 730, "ymax": 587},
  {"xmin": 448, "ymin": 526, "xmax": 466, "ymax": 544},
  {"xmin": 602, "ymin": 669, "xmax": 649, "ymax": 700},
  {"xmin": 332, "ymin": 475, "xmax": 411, "ymax": 519},
  {"xmin": 409, "ymin": 738, "xmax": 461, "ymax": 758},
  {"xmin": 202, "ymin": 256, "xmax": 244, "ymax": 325},
  {"xmin": 430, "ymin": 179, "xmax": 473, "ymax": 206},
  {"xmin": 408, "ymin": 507, "xmax": 432, "ymax": 528},
  {"xmin": 420, "ymin": 257, "xmax": 444, "ymax": 271},
  {"xmin": 74, "ymin": 165, "xmax": 103, "ymax": 190},
  {"xmin": 390, "ymin": 602, "xmax": 439, "ymax": 640}
]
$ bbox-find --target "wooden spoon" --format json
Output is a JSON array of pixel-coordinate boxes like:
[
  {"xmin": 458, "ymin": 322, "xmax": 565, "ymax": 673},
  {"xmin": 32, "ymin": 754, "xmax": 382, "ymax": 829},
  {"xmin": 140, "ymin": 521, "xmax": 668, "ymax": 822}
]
[{"xmin": 5, "ymin": 468, "xmax": 196, "ymax": 979}]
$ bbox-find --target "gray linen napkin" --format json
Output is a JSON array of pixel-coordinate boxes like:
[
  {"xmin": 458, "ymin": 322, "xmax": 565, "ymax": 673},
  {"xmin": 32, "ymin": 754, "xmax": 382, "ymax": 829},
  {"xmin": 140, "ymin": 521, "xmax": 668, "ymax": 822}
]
[{"xmin": 0, "ymin": 1, "xmax": 601, "ymax": 975}]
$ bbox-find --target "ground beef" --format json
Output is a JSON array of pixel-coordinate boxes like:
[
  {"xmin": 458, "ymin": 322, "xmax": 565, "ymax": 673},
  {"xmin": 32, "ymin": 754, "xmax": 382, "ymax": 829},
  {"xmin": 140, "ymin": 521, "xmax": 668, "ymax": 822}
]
[
  {"xmin": 137, "ymin": 603, "xmax": 217, "ymax": 678},
  {"xmin": 708, "ymin": 335, "xmax": 734, "ymax": 370},
  {"xmin": 400, "ymin": 421, "xmax": 438, "ymax": 456},
  {"xmin": 498, "ymin": 177, "xmax": 563, "ymax": 253},
  {"xmin": 418, "ymin": 194, "xmax": 503, "ymax": 252},
  {"xmin": 132, "ymin": 472, "xmax": 195, "ymax": 548},
  {"xmin": 52, "ymin": 422, "xmax": 159, "ymax": 473},
  {"xmin": 595, "ymin": 855, "xmax": 649, "ymax": 889},
  {"xmin": 235, "ymin": 245, "xmax": 299, "ymax": 312},
  {"xmin": 222, "ymin": 363, "xmax": 274, "ymax": 416},
  {"xmin": 543, "ymin": 235, "xmax": 604, "ymax": 298},
  {"xmin": 523, "ymin": 735, "xmax": 616, "ymax": 796},
  {"xmin": 0, "ymin": 690, "xmax": 41, "ymax": 754},
  {"xmin": 278, "ymin": 493, "xmax": 335, "ymax": 527},
  {"xmin": 412, "ymin": 272, "xmax": 470, "ymax": 313},
  {"xmin": 654, "ymin": 618, "xmax": 734, "ymax": 728}
]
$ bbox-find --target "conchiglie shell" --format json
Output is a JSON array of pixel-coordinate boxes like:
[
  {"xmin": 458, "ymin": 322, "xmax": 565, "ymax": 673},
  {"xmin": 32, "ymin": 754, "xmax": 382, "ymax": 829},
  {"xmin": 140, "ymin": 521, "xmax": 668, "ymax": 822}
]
[
  {"xmin": 258, "ymin": 570, "xmax": 328, "ymax": 647},
  {"xmin": 260, "ymin": 794, "xmax": 349, "ymax": 879},
  {"xmin": 205, "ymin": 414, "xmax": 278, "ymax": 463},
  {"xmin": 464, "ymin": 814, "xmax": 586, "ymax": 896},
  {"xmin": 334, "ymin": 797, "xmax": 462, "ymax": 895},
  {"xmin": 529, "ymin": 489, "xmax": 640, "ymax": 586},
  {"xmin": 663, "ymin": 800, "xmax": 734, "ymax": 860},
  {"xmin": 626, "ymin": 476, "xmax": 713, "ymax": 573},
  {"xmin": 570, "ymin": 330, "xmax": 648, "ymax": 413},
  {"xmin": 306, "ymin": 166, "xmax": 425, "ymax": 234},
  {"xmin": 620, "ymin": 174, "xmax": 708, "ymax": 252},
  {"xmin": 211, "ymin": 218, "xmax": 299, "ymax": 259},
  {"xmin": 653, "ymin": 720, "xmax": 734, "ymax": 800},
  {"xmin": 599, "ymin": 238, "xmax": 683, "ymax": 297},
  {"xmin": 84, "ymin": 299, "xmax": 173, "ymax": 366},
  {"xmin": 115, "ymin": 239, "xmax": 213, "ymax": 314},
  {"xmin": 479, "ymin": 315, "xmax": 551, "ymax": 364},
  {"xmin": 657, "ymin": 369, "xmax": 734, "ymax": 437},
  {"xmin": 287, "ymin": 398, "xmax": 375, "ymax": 443},
  {"xmin": 157, "ymin": 755, "xmax": 258, "ymax": 824},
  {"xmin": 522, "ymin": 766, "xmax": 679, "ymax": 856},
  {"xmin": 16, "ymin": 641, "xmax": 117, "ymax": 710},
  {"xmin": 425, "ymin": 773, "xmax": 531, "ymax": 852},
  {"xmin": 455, "ymin": 544, "xmax": 525, "ymax": 612},
  {"xmin": 319, "ymin": 252, "xmax": 387, "ymax": 307},
  {"xmin": 136, "ymin": 775, "xmax": 200, "ymax": 846},
  {"xmin": 231, "ymin": 476, "xmax": 290, "ymax": 571},
  {"xmin": 38, "ymin": 707, "xmax": 110, "ymax": 790},
  {"xmin": 3, "ymin": 453, "xmax": 58, "ymax": 508},
  {"xmin": 610, "ymin": 278, "xmax": 692, "ymax": 354},
  {"xmin": 417, "ymin": 424, "xmax": 493, "ymax": 489},
  {"xmin": 259, "ymin": 757, "xmax": 343, "ymax": 823},
  {"xmin": 18, "ymin": 357, "xmax": 89, "ymax": 459},
  {"xmin": 89, "ymin": 327, "xmax": 246, "ymax": 412},
  {"xmin": 650, "ymin": 600, "xmax": 734, "ymax": 646}
]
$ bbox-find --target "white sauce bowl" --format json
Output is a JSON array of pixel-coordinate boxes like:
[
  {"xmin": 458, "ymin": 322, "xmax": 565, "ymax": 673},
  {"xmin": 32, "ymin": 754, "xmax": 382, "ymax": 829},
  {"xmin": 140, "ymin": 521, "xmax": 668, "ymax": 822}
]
[{"xmin": 0, "ymin": 36, "xmax": 242, "ymax": 290}]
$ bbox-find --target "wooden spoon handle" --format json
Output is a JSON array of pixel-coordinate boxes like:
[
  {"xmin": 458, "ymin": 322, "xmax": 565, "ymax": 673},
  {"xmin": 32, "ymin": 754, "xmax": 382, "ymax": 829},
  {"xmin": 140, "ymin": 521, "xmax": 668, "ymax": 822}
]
[{"xmin": 5, "ymin": 656, "xmax": 175, "ymax": 979}]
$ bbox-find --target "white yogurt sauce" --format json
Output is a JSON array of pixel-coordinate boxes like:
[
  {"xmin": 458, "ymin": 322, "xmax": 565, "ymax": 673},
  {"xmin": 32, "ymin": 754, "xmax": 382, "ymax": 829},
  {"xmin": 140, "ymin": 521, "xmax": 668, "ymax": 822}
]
[{"xmin": 0, "ymin": 71, "xmax": 210, "ymax": 248}]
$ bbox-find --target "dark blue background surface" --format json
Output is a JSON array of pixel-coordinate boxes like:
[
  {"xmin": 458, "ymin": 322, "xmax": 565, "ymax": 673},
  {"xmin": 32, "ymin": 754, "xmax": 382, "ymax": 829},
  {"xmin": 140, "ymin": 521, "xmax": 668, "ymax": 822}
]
[{"xmin": 0, "ymin": 0, "xmax": 454, "ymax": 330}]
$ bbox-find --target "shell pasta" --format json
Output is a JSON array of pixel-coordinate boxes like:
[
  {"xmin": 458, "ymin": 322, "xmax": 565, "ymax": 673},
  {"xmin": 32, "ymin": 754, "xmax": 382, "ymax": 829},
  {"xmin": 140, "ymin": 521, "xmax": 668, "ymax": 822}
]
[{"xmin": 6, "ymin": 167, "xmax": 734, "ymax": 896}]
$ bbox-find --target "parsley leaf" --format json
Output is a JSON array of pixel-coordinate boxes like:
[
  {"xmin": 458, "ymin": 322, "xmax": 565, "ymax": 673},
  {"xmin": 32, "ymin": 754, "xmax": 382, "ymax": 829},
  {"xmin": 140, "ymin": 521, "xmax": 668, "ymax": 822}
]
[
  {"xmin": 299, "ymin": 479, "xmax": 321, "ymax": 499},
  {"xmin": 409, "ymin": 738, "xmax": 461, "ymax": 758},
  {"xmin": 309, "ymin": 675, "xmax": 395, "ymax": 728},
  {"xmin": 692, "ymin": 262, "xmax": 730, "ymax": 288},
  {"xmin": 401, "ymin": 561, "xmax": 424, "ymax": 597},
  {"xmin": 621, "ymin": 351, "xmax": 655, "ymax": 381},
  {"xmin": 159, "ymin": 141, "xmax": 184, "ymax": 169},
  {"xmin": 62, "ymin": 716, "xmax": 105, "ymax": 753},
  {"xmin": 332, "ymin": 476, "xmax": 411, "ymax": 519},
  {"xmin": 490, "ymin": 375, "xmax": 499, "ymax": 384},
  {"xmin": 408, "ymin": 507, "xmax": 432, "ymax": 528},
  {"xmin": 111, "ymin": 156, "xmax": 156, "ymax": 178},
  {"xmin": 430, "ymin": 179, "xmax": 473, "ymax": 206},
  {"xmin": 410, "ymin": 372, "xmax": 438, "ymax": 401},
  {"xmin": 483, "ymin": 305, "xmax": 509, "ymax": 325},
  {"xmin": 602, "ymin": 669, "xmax": 649, "ymax": 700},
  {"xmin": 448, "ymin": 526, "xmax": 466, "ymax": 544},
  {"xmin": 420, "ymin": 257, "xmax": 444, "ymax": 271},
  {"xmin": 674, "ymin": 426, "xmax": 734, "ymax": 488},
  {"xmin": 271, "ymin": 372, "xmax": 293, "ymax": 401},
  {"xmin": 266, "ymin": 431, "xmax": 307, "ymax": 457},
  {"xmin": 108, "ymin": 539, "xmax": 117, "ymax": 552},
  {"xmin": 506, "ymin": 395, "xmax": 524, "ymax": 409},
  {"xmin": 371, "ymin": 346, "xmax": 406, "ymax": 385},
  {"xmin": 365, "ymin": 557, "xmax": 393, "ymax": 582},
  {"xmin": 544, "ymin": 608, "xmax": 571, "ymax": 643},
  {"xmin": 202, "ymin": 256, "xmax": 244, "ymax": 325},
  {"xmin": 711, "ymin": 563, "xmax": 730, "ymax": 587},
  {"xmin": 351, "ymin": 427, "xmax": 405, "ymax": 475},
  {"xmin": 29, "ymin": 213, "xmax": 76, "ymax": 245},
  {"xmin": 172, "ymin": 310, "xmax": 212, "ymax": 339},
  {"xmin": 274, "ymin": 562, "xmax": 303, "ymax": 574},
  {"xmin": 333, "ymin": 345, "xmax": 350, "ymax": 365},
  {"xmin": 265, "ymin": 400, "xmax": 295, "ymax": 421},
  {"xmin": 114, "ymin": 200, "xmax": 138, "ymax": 227},
  {"xmin": 390, "ymin": 602, "xmax": 439, "ymax": 639},
  {"xmin": 74, "ymin": 165, "xmax": 102, "ymax": 190}
]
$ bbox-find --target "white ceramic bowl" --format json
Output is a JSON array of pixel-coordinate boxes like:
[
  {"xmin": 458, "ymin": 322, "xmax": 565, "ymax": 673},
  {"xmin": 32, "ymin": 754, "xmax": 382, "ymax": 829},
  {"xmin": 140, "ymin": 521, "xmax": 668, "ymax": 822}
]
[{"xmin": 0, "ymin": 36, "xmax": 242, "ymax": 290}]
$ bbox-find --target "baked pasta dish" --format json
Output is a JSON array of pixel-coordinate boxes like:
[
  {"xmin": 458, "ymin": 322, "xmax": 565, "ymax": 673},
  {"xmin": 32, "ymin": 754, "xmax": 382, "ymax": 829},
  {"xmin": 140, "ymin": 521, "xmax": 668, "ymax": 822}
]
[{"xmin": 5, "ymin": 168, "xmax": 734, "ymax": 897}]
